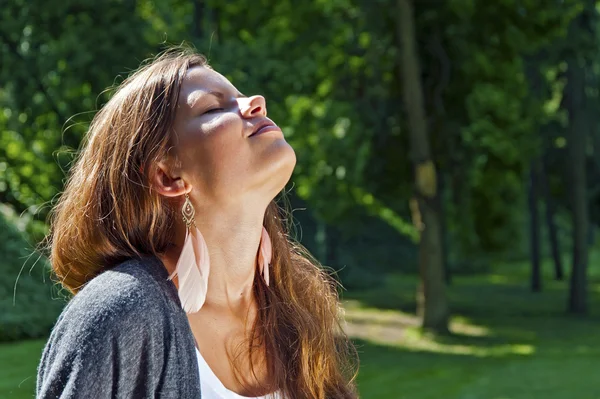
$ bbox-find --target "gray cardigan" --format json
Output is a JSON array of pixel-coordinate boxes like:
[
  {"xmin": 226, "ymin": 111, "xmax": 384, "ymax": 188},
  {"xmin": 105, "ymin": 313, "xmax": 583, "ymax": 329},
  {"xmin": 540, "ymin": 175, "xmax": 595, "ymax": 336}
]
[{"xmin": 36, "ymin": 255, "xmax": 201, "ymax": 398}]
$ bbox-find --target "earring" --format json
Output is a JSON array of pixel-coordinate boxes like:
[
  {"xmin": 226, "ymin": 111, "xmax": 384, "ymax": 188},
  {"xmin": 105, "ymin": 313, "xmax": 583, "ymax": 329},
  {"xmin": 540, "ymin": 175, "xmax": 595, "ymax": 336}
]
[
  {"xmin": 258, "ymin": 226, "xmax": 272, "ymax": 286},
  {"xmin": 168, "ymin": 193, "xmax": 210, "ymax": 313}
]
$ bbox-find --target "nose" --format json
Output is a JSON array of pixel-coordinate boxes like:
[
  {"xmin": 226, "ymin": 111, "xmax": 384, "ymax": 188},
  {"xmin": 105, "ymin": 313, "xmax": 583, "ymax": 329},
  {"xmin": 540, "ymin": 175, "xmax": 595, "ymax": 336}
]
[{"xmin": 238, "ymin": 95, "xmax": 267, "ymax": 118}]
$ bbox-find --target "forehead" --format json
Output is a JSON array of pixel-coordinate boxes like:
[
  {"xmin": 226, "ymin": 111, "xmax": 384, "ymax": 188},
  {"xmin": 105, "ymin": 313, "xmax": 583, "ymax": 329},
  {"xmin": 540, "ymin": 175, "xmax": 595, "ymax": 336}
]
[{"xmin": 178, "ymin": 66, "xmax": 237, "ymax": 108}]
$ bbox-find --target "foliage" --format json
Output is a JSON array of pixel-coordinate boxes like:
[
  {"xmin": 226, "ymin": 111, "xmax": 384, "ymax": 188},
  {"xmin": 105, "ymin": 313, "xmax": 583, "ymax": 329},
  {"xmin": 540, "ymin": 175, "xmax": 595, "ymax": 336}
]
[
  {"xmin": 0, "ymin": 0, "xmax": 590, "ymax": 257},
  {"xmin": 0, "ymin": 207, "xmax": 65, "ymax": 342},
  {"xmin": 0, "ymin": 0, "xmax": 151, "ymax": 220}
]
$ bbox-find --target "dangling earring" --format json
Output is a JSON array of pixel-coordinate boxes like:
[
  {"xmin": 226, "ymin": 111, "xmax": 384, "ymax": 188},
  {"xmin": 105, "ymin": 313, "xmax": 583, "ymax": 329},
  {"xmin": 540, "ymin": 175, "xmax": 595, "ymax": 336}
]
[
  {"xmin": 168, "ymin": 193, "xmax": 210, "ymax": 313},
  {"xmin": 257, "ymin": 226, "xmax": 272, "ymax": 286}
]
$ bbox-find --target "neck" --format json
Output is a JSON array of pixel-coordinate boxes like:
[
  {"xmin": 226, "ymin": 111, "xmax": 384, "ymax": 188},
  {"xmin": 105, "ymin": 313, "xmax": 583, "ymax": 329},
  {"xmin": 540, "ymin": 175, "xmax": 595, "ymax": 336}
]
[{"xmin": 161, "ymin": 203, "xmax": 267, "ymax": 316}]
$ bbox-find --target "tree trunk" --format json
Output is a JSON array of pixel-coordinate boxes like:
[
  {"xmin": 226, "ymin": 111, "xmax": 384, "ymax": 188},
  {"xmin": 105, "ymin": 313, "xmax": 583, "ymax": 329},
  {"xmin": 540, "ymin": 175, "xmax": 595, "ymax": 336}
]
[
  {"xmin": 524, "ymin": 54, "xmax": 563, "ymax": 282},
  {"xmin": 565, "ymin": 40, "xmax": 589, "ymax": 315},
  {"xmin": 325, "ymin": 223, "xmax": 339, "ymax": 268},
  {"xmin": 397, "ymin": 0, "xmax": 449, "ymax": 333},
  {"xmin": 438, "ymin": 171, "xmax": 452, "ymax": 285},
  {"xmin": 192, "ymin": 0, "xmax": 205, "ymax": 39},
  {"xmin": 528, "ymin": 162, "xmax": 542, "ymax": 292},
  {"xmin": 524, "ymin": 60, "xmax": 542, "ymax": 292},
  {"xmin": 540, "ymin": 151, "xmax": 564, "ymax": 280}
]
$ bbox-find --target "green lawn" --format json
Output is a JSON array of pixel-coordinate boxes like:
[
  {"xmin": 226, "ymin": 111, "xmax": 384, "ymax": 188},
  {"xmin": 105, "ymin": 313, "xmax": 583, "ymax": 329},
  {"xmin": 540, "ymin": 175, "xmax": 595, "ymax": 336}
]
[
  {"xmin": 345, "ymin": 257, "xmax": 600, "ymax": 399},
  {"xmin": 0, "ymin": 339, "xmax": 43, "ymax": 399},
  {"xmin": 2, "ymin": 258, "xmax": 599, "ymax": 399}
]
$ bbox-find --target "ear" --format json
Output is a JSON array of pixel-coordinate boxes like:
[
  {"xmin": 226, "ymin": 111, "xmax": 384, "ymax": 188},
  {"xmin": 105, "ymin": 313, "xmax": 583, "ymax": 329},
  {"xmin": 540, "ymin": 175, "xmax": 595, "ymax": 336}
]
[{"xmin": 151, "ymin": 160, "xmax": 190, "ymax": 198}]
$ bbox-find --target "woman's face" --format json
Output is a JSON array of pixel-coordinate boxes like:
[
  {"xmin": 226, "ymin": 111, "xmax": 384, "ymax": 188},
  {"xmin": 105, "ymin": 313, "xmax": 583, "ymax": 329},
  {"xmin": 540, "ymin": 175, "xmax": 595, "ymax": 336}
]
[{"xmin": 170, "ymin": 66, "xmax": 296, "ymax": 209}]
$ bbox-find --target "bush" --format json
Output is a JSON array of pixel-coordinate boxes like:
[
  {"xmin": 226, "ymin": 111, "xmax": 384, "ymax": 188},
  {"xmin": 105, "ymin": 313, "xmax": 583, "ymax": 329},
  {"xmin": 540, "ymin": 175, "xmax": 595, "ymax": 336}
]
[{"xmin": 0, "ymin": 207, "xmax": 65, "ymax": 342}]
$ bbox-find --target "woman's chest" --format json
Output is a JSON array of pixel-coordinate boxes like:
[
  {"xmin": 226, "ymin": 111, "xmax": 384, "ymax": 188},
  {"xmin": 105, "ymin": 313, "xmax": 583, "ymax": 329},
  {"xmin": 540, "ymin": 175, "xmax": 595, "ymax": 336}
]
[{"xmin": 189, "ymin": 314, "xmax": 272, "ymax": 396}]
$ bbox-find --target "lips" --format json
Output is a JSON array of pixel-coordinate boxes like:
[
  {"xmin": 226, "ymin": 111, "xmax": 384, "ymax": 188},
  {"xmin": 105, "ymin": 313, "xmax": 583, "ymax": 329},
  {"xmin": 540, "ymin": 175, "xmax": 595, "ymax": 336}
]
[{"xmin": 249, "ymin": 120, "xmax": 281, "ymax": 137}]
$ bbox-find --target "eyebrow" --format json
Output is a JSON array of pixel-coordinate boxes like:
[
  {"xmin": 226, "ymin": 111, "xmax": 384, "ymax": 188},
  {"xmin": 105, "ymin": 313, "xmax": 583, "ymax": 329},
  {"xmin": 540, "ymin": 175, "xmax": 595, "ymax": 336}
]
[{"xmin": 208, "ymin": 90, "xmax": 225, "ymax": 99}]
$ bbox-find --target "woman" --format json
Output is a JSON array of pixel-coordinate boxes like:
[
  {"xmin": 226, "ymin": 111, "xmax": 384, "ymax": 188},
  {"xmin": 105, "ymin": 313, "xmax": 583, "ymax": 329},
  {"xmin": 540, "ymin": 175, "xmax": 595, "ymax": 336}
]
[{"xmin": 36, "ymin": 47, "xmax": 358, "ymax": 399}]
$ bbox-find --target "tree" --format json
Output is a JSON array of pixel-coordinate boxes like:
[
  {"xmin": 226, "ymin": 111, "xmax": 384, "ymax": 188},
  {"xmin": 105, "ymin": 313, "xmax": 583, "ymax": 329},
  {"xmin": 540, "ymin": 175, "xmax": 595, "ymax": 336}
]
[
  {"xmin": 540, "ymin": 145, "xmax": 564, "ymax": 281},
  {"xmin": 528, "ymin": 161, "xmax": 542, "ymax": 292},
  {"xmin": 397, "ymin": 0, "xmax": 449, "ymax": 333},
  {"xmin": 0, "ymin": 0, "xmax": 152, "ymax": 225},
  {"xmin": 564, "ymin": 2, "xmax": 594, "ymax": 315}
]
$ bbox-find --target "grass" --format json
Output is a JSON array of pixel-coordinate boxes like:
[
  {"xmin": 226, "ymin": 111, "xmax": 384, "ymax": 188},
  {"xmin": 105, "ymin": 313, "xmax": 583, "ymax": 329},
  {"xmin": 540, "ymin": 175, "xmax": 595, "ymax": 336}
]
[
  {"xmin": 0, "ymin": 339, "xmax": 44, "ymax": 398},
  {"xmin": 344, "ymin": 256, "xmax": 600, "ymax": 399},
  {"xmin": 1, "ymin": 258, "xmax": 599, "ymax": 399}
]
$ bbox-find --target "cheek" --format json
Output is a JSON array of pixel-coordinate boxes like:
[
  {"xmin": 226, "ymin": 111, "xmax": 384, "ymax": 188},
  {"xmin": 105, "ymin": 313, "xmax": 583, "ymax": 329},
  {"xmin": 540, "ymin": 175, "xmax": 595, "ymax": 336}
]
[
  {"xmin": 202, "ymin": 115, "xmax": 247, "ymax": 167},
  {"xmin": 180, "ymin": 115, "xmax": 250, "ymax": 189}
]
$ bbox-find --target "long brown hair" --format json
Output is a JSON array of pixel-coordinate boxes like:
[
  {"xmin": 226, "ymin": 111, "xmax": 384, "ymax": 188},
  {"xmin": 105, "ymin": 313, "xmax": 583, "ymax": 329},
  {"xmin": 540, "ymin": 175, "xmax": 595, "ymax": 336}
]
[{"xmin": 47, "ymin": 47, "xmax": 358, "ymax": 398}]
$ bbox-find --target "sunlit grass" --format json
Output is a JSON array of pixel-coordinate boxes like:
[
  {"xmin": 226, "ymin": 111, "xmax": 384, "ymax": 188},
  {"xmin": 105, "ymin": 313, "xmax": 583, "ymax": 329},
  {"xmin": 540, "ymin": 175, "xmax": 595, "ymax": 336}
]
[{"xmin": 345, "ymin": 302, "xmax": 535, "ymax": 358}]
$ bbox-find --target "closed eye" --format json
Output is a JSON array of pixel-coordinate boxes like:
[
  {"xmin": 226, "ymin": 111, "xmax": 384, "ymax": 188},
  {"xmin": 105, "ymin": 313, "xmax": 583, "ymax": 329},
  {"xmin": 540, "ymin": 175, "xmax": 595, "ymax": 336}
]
[{"xmin": 203, "ymin": 107, "xmax": 224, "ymax": 115}]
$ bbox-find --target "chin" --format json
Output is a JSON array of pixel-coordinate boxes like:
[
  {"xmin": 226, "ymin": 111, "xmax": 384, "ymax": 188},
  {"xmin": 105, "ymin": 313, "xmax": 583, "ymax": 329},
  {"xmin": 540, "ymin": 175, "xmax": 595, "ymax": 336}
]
[
  {"xmin": 275, "ymin": 141, "xmax": 297, "ymax": 183},
  {"xmin": 260, "ymin": 141, "xmax": 297, "ymax": 196}
]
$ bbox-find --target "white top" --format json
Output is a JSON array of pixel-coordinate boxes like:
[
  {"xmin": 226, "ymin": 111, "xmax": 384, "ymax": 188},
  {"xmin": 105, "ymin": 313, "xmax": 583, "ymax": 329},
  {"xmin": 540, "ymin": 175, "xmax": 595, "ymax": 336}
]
[{"xmin": 195, "ymin": 347, "xmax": 283, "ymax": 399}]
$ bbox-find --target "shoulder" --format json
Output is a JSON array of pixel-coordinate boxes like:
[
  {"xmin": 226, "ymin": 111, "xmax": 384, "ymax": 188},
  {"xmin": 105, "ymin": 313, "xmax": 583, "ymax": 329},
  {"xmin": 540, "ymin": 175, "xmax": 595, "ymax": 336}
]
[
  {"xmin": 37, "ymin": 256, "xmax": 183, "ymax": 397},
  {"xmin": 81, "ymin": 256, "xmax": 170, "ymax": 307},
  {"xmin": 45, "ymin": 256, "xmax": 179, "ymax": 355},
  {"xmin": 68, "ymin": 256, "xmax": 171, "ymax": 326}
]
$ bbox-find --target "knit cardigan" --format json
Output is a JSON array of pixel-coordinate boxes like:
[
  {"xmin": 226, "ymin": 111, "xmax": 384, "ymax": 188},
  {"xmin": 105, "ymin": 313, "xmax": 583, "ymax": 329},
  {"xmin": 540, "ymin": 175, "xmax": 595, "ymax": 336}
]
[{"xmin": 36, "ymin": 255, "xmax": 201, "ymax": 398}]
